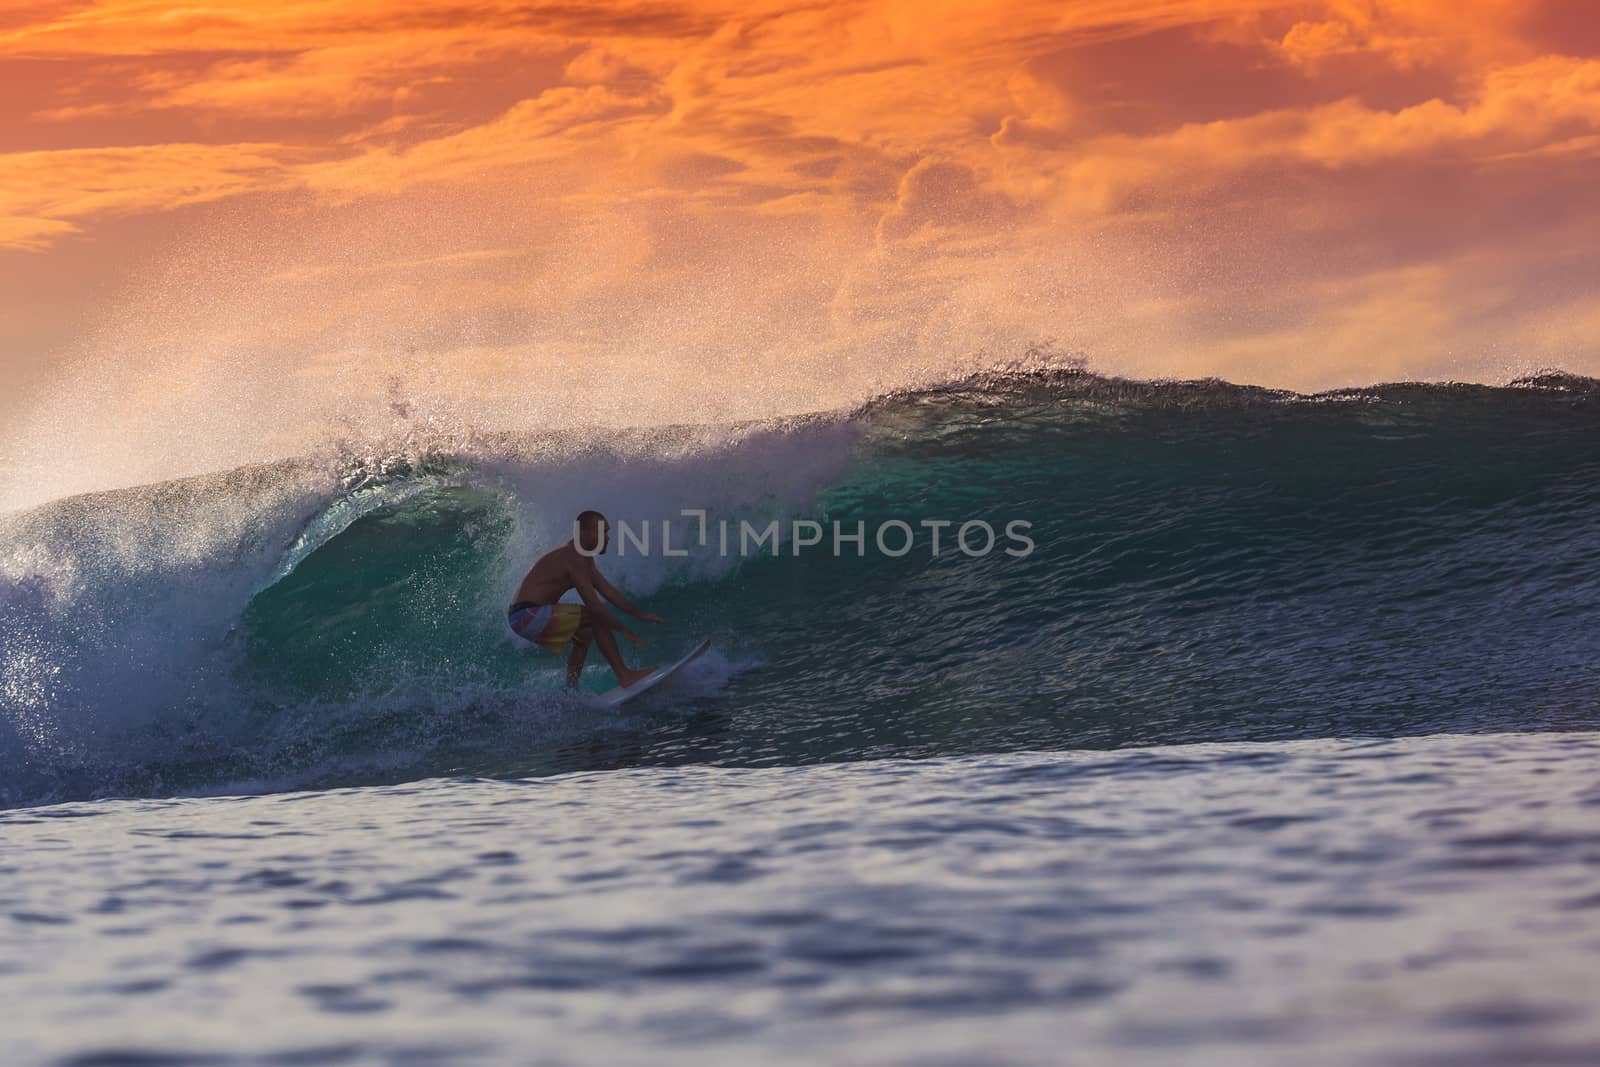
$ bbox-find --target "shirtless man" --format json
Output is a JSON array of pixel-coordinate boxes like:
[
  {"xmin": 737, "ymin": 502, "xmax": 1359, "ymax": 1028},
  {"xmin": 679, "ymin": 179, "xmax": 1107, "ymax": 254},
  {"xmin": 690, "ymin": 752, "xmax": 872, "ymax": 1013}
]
[{"xmin": 508, "ymin": 510, "xmax": 662, "ymax": 689}]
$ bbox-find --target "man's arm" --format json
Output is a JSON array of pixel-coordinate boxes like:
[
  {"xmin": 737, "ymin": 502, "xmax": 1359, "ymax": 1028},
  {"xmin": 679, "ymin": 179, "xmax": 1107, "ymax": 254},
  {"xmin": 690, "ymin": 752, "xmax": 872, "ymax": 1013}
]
[
  {"xmin": 571, "ymin": 570, "xmax": 632, "ymax": 636},
  {"xmin": 591, "ymin": 567, "xmax": 665, "ymax": 623}
]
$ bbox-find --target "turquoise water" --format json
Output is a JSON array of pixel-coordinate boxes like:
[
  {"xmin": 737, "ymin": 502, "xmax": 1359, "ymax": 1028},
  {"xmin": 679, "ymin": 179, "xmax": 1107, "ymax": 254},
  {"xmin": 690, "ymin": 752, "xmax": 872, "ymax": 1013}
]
[{"xmin": 3, "ymin": 370, "xmax": 1599, "ymax": 1063}]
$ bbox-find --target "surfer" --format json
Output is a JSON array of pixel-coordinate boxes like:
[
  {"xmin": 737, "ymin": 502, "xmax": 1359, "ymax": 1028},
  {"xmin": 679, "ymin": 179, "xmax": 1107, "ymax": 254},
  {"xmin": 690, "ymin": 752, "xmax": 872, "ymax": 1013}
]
[{"xmin": 509, "ymin": 510, "xmax": 662, "ymax": 689}]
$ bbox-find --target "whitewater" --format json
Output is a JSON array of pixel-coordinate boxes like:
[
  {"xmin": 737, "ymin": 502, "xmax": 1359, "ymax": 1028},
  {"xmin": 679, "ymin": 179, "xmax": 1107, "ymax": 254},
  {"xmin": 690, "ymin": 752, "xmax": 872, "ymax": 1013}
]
[{"xmin": 3, "ymin": 367, "xmax": 1599, "ymax": 1065}]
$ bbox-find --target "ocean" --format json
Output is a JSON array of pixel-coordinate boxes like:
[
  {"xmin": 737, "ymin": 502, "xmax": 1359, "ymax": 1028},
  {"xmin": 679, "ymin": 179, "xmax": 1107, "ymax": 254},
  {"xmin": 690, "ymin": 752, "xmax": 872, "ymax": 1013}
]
[{"xmin": 3, "ymin": 369, "xmax": 1598, "ymax": 1064}]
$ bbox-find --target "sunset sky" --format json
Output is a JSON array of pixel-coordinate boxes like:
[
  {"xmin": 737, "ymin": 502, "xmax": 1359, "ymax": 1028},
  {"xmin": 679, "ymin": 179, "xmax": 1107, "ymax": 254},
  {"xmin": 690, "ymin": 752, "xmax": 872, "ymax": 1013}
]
[{"xmin": 4, "ymin": 1, "xmax": 1600, "ymax": 504}]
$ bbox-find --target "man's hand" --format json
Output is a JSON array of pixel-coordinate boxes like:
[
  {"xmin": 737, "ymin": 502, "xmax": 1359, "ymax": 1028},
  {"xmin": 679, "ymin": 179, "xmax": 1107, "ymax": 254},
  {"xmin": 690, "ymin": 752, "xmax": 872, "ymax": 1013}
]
[
  {"xmin": 623, "ymin": 629, "xmax": 645, "ymax": 648},
  {"xmin": 593, "ymin": 569, "xmax": 664, "ymax": 626}
]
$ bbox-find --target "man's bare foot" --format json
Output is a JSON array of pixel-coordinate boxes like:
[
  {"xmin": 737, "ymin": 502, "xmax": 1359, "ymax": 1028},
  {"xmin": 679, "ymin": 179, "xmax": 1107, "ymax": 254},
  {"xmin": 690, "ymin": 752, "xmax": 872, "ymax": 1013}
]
[{"xmin": 618, "ymin": 667, "xmax": 654, "ymax": 688}]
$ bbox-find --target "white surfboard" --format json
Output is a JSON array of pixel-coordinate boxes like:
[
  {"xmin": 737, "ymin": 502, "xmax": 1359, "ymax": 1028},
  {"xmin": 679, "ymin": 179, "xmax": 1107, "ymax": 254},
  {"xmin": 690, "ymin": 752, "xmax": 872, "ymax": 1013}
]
[{"xmin": 586, "ymin": 639, "xmax": 712, "ymax": 709}]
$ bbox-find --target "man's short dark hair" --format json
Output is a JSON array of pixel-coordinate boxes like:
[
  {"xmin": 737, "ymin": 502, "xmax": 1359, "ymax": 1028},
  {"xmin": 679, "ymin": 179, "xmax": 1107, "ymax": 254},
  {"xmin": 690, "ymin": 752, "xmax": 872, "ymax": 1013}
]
[{"xmin": 574, "ymin": 510, "xmax": 607, "ymax": 554}]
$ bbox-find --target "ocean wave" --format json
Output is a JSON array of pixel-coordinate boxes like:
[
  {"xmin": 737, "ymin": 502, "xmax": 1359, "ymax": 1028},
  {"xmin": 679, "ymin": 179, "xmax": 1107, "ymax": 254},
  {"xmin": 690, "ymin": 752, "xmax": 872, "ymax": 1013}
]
[{"xmin": 3, "ymin": 370, "xmax": 1598, "ymax": 808}]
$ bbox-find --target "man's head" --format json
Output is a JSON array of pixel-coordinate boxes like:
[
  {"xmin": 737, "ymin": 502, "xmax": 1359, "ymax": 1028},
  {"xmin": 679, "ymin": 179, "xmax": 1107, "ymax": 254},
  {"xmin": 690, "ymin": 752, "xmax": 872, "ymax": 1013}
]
[{"xmin": 575, "ymin": 509, "xmax": 609, "ymax": 555}]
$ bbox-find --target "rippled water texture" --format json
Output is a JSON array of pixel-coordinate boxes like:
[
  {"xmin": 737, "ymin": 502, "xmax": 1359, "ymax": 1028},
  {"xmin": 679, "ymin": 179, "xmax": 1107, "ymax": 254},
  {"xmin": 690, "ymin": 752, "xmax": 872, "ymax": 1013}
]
[{"xmin": 6, "ymin": 731, "xmax": 1600, "ymax": 1066}]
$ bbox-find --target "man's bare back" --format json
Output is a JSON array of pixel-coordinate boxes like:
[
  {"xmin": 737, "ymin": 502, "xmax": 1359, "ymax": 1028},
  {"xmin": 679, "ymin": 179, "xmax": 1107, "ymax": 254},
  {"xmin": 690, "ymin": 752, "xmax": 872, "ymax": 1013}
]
[{"xmin": 507, "ymin": 510, "xmax": 663, "ymax": 689}]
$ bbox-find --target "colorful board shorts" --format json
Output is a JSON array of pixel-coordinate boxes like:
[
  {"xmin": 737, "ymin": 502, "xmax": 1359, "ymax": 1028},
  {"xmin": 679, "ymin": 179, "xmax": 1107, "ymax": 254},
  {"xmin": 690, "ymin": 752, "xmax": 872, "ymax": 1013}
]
[{"xmin": 508, "ymin": 601, "xmax": 584, "ymax": 654}]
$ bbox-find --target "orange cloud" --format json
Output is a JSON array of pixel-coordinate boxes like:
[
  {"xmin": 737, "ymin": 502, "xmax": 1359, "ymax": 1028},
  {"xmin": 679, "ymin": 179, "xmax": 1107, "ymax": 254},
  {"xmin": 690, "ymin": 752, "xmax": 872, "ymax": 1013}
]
[
  {"xmin": 0, "ymin": 141, "xmax": 298, "ymax": 244},
  {"xmin": 4, "ymin": 0, "xmax": 1596, "ymax": 253},
  {"xmin": 1272, "ymin": 0, "xmax": 1533, "ymax": 70}
]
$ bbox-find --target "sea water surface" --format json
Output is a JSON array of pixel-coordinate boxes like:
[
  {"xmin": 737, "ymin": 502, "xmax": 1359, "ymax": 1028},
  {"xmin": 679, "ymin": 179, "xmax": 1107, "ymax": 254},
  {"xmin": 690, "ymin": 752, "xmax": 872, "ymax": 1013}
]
[
  {"xmin": 5, "ymin": 734, "xmax": 1600, "ymax": 1065},
  {"xmin": 3, "ymin": 370, "xmax": 1599, "ymax": 1063}
]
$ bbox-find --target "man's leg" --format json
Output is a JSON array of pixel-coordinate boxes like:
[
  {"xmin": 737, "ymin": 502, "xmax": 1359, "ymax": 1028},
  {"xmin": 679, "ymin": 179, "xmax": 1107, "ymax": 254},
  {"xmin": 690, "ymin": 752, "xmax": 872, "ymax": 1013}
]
[
  {"xmin": 566, "ymin": 625, "xmax": 592, "ymax": 688},
  {"xmin": 581, "ymin": 608, "xmax": 652, "ymax": 687}
]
